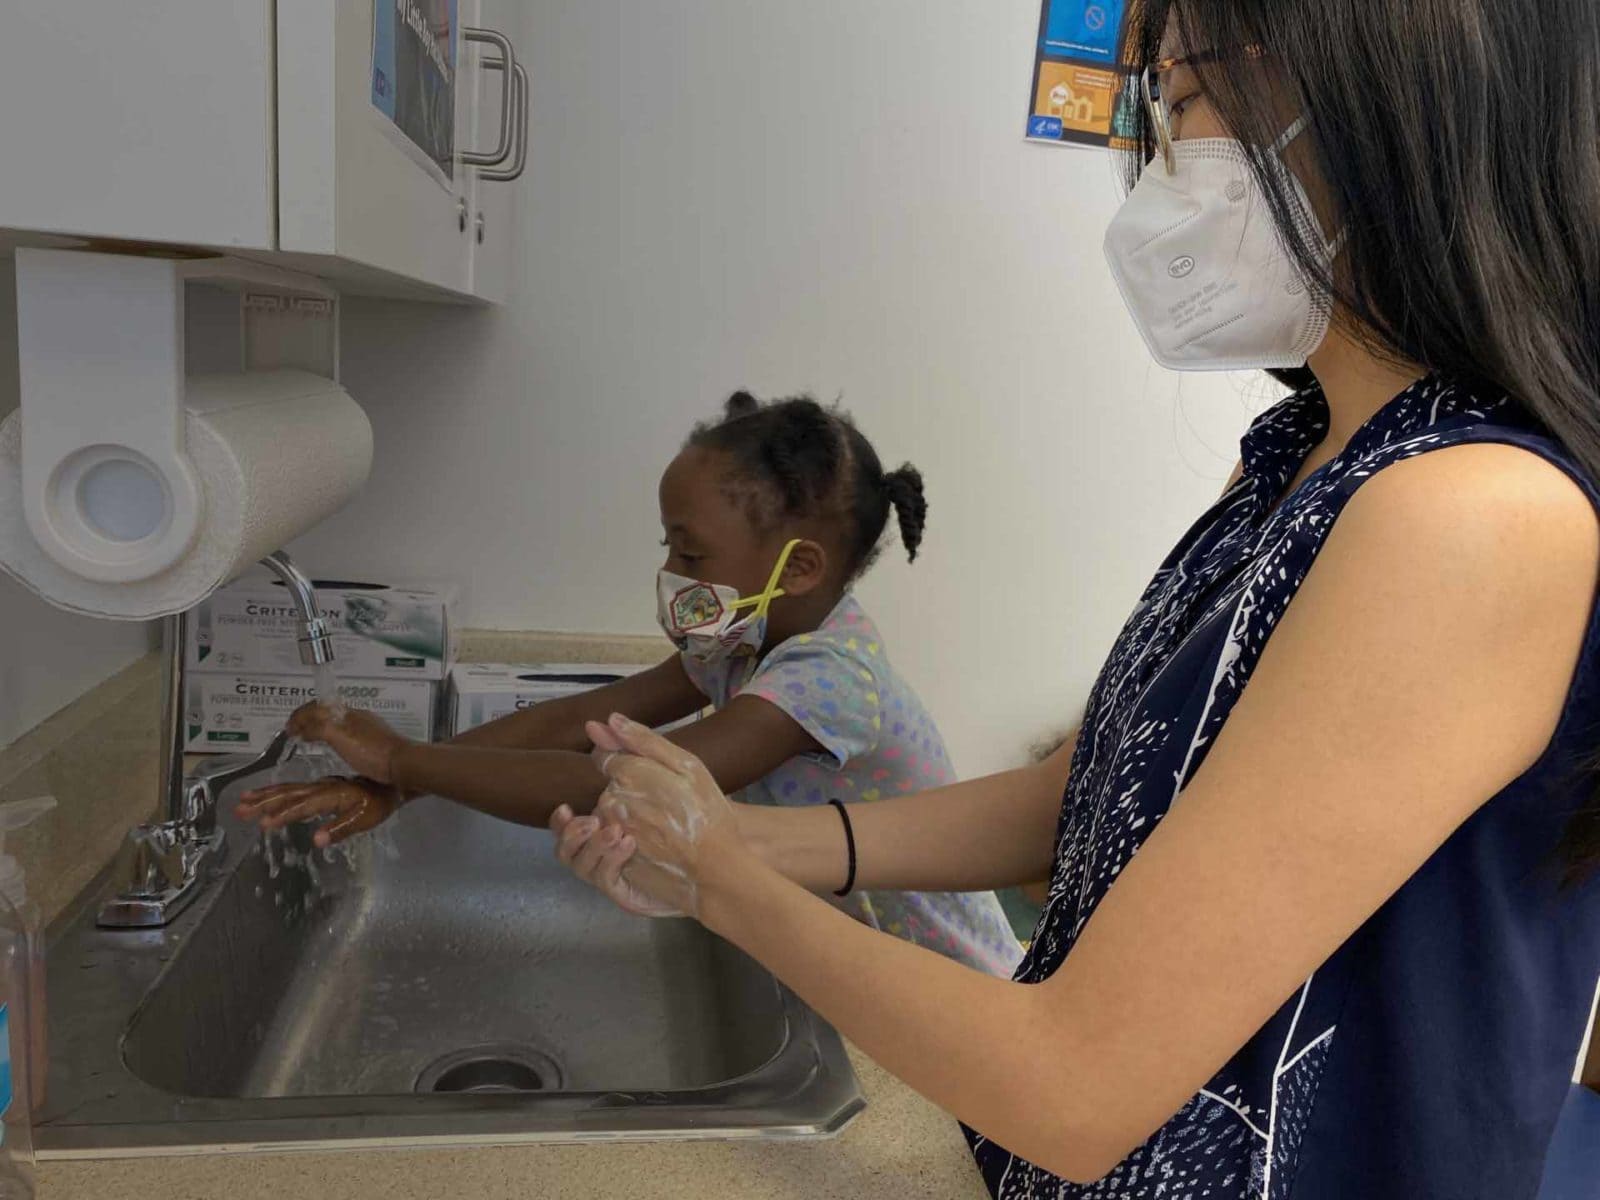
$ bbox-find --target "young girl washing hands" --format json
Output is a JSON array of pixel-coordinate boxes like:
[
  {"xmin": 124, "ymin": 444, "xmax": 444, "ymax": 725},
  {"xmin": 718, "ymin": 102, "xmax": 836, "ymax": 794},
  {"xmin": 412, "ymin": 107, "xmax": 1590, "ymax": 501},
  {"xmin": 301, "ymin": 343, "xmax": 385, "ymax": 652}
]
[{"xmin": 238, "ymin": 391, "xmax": 1021, "ymax": 975}]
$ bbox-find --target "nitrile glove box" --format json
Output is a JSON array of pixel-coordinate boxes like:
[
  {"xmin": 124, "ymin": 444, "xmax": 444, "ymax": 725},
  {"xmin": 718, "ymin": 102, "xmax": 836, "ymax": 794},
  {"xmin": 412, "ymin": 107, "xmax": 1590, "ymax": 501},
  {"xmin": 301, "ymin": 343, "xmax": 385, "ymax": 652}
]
[
  {"xmin": 448, "ymin": 662, "xmax": 651, "ymax": 736},
  {"xmin": 185, "ymin": 673, "xmax": 438, "ymax": 753},
  {"xmin": 186, "ymin": 574, "xmax": 458, "ymax": 680}
]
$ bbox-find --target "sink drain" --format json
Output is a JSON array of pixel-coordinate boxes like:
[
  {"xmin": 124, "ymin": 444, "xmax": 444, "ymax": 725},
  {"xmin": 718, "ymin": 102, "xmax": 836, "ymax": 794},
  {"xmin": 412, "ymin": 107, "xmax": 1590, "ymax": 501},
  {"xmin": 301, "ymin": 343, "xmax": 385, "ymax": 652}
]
[{"xmin": 415, "ymin": 1044, "xmax": 564, "ymax": 1094}]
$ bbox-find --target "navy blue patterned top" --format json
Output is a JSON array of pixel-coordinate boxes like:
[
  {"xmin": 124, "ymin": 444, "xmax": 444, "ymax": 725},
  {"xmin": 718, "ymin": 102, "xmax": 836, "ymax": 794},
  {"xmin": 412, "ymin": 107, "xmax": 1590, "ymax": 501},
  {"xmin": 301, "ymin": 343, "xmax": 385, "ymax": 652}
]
[{"xmin": 968, "ymin": 376, "xmax": 1600, "ymax": 1198}]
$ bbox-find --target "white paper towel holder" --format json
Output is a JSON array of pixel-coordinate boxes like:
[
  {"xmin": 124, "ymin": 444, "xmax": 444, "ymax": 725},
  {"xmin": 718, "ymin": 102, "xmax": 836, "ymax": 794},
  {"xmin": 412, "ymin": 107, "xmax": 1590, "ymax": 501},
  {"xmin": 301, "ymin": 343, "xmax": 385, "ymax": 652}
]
[{"xmin": 14, "ymin": 247, "xmax": 339, "ymax": 585}]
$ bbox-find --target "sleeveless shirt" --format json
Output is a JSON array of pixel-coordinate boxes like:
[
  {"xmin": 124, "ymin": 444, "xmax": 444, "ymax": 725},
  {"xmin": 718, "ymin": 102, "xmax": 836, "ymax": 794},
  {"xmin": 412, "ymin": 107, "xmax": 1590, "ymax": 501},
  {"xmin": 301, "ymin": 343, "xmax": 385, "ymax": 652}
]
[{"xmin": 968, "ymin": 376, "xmax": 1600, "ymax": 1199}]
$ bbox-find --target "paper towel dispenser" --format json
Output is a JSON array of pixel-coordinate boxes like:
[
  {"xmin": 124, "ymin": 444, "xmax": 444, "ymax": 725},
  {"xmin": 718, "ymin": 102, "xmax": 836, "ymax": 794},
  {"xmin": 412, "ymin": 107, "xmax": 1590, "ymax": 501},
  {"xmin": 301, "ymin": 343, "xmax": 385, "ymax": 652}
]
[{"xmin": 0, "ymin": 248, "xmax": 373, "ymax": 619}]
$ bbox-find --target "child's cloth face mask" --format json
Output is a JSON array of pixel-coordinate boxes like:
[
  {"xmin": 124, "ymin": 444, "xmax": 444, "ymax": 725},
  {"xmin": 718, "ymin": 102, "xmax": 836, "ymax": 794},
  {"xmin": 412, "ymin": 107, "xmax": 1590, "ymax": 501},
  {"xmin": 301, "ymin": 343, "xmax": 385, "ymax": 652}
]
[
  {"xmin": 657, "ymin": 539, "xmax": 801, "ymax": 666},
  {"xmin": 1102, "ymin": 113, "xmax": 1342, "ymax": 372}
]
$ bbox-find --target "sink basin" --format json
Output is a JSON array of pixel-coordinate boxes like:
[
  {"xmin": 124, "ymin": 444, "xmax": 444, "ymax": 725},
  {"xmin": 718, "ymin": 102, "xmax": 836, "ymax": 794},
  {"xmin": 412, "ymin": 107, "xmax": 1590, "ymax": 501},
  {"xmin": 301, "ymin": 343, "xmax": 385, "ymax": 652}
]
[{"xmin": 39, "ymin": 777, "xmax": 861, "ymax": 1157}]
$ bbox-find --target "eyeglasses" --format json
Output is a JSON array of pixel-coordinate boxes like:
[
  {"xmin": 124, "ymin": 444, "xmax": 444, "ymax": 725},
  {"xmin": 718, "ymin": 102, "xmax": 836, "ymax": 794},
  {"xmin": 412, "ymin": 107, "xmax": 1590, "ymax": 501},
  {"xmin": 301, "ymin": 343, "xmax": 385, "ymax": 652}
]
[{"xmin": 1140, "ymin": 45, "xmax": 1265, "ymax": 174}]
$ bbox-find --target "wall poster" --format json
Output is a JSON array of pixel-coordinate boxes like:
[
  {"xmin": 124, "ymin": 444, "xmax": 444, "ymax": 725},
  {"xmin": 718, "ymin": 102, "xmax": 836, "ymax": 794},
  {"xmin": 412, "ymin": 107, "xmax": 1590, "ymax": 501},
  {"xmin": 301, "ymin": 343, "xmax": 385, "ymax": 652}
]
[{"xmin": 1025, "ymin": 0, "xmax": 1139, "ymax": 151}]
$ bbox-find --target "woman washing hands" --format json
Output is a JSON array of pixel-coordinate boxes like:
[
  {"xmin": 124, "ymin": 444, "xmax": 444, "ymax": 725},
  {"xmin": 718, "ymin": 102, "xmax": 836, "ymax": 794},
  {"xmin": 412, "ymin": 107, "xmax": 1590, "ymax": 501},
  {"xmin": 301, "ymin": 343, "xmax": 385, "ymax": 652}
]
[
  {"xmin": 559, "ymin": 718, "xmax": 736, "ymax": 919},
  {"xmin": 557, "ymin": 2, "xmax": 1600, "ymax": 1195}
]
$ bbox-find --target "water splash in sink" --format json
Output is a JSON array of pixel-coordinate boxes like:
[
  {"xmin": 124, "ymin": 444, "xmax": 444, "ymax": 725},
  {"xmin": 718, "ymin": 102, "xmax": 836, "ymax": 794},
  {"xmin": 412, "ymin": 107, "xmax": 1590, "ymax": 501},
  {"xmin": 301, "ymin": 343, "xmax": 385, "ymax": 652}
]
[{"xmin": 247, "ymin": 732, "xmax": 396, "ymax": 915}]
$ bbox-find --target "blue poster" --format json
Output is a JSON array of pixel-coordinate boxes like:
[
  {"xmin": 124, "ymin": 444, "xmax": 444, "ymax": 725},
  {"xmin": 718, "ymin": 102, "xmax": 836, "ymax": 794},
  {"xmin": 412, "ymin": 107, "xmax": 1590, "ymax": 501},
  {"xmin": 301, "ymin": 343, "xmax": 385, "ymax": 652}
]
[
  {"xmin": 371, "ymin": 0, "xmax": 459, "ymax": 181},
  {"xmin": 1042, "ymin": 0, "xmax": 1126, "ymax": 64},
  {"xmin": 1027, "ymin": 0, "xmax": 1134, "ymax": 148}
]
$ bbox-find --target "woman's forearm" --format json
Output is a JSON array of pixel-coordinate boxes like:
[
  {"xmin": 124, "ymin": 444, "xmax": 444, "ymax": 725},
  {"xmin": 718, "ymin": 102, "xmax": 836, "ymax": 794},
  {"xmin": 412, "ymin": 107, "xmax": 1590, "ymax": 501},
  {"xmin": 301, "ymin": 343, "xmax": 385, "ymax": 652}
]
[
  {"xmin": 739, "ymin": 735, "xmax": 1075, "ymax": 894},
  {"xmin": 698, "ymin": 853, "xmax": 1113, "ymax": 1183},
  {"xmin": 390, "ymin": 743, "xmax": 605, "ymax": 826}
]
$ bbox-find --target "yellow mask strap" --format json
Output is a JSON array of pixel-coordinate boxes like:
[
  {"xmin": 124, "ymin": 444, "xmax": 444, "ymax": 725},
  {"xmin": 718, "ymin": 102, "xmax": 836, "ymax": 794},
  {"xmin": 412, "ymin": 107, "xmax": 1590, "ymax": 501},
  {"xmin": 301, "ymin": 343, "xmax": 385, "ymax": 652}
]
[{"xmin": 727, "ymin": 538, "xmax": 803, "ymax": 621}]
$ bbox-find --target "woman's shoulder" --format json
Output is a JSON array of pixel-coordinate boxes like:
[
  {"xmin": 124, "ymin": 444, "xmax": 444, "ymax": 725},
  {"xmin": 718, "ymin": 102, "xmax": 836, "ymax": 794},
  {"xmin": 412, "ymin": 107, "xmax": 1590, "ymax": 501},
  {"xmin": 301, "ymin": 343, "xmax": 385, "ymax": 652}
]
[
  {"xmin": 1343, "ymin": 415, "xmax": 1600, "ymax": 536},
  {"xmin": 1317, "ymin": 440, "xmax": 1599, "ymax": 630}
]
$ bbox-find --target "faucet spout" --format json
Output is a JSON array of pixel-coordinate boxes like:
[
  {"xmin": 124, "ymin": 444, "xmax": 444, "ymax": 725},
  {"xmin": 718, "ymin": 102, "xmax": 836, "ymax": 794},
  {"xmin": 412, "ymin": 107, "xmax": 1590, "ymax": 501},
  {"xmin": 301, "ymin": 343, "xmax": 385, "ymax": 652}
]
[
  {"xmin": 258, "ymin": 550, "xmax": 336, "ymax": 666},
  {"xmin": 99, "ymin": 554, "xmax": 335, "ymax": 928}
]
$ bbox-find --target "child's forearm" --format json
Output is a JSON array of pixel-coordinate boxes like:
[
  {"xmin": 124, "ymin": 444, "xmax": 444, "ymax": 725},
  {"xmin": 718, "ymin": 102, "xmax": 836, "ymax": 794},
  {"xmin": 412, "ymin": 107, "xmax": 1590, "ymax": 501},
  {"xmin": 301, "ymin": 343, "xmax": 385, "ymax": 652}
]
[
  {"xmin": 441, "ymin": 657, "xmax": 703, "ymax": 754},
  {"xmin": 389, "ymin": 743, "xmax": 606, "ymax": 827},
  {"xmin": 445, "ymin": 695, "xmax": 596, "ymax": 754}
]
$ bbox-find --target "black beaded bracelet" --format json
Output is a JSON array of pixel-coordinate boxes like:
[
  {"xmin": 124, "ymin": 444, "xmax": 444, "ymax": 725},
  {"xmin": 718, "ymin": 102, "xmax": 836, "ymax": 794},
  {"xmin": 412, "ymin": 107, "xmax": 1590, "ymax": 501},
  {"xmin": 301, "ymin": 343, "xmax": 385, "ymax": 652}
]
[{"xmin": 829, "ymin": 799, "xmax": 857, "ymax": 897}]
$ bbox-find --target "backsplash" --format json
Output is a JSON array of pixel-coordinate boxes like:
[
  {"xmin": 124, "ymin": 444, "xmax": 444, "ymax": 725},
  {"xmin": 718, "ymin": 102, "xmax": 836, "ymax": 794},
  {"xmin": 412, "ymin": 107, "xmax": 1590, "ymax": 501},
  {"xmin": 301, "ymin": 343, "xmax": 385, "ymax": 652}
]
[
  {"xmin": 1, "ymin": 655, "xmax": 162, "ymax": 925},
  {"xmin": 457, "ymin": 629, "xmax": 670, "ymax": 667},
  {"xmin": 5, "ymin": 631, "xmax": 674, "ymax": 926}
]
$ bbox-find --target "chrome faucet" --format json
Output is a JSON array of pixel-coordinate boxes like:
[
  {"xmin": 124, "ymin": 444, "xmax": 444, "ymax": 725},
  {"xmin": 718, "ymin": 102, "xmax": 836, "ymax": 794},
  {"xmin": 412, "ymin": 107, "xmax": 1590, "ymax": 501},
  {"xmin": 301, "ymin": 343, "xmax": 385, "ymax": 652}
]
[
  {"xmin": 98, "ymin": 551, "xmax": 335, "ymax": 928},
  {"xmin": 259, "ymin": 550, "xmax": 337, "ymax": 667}
]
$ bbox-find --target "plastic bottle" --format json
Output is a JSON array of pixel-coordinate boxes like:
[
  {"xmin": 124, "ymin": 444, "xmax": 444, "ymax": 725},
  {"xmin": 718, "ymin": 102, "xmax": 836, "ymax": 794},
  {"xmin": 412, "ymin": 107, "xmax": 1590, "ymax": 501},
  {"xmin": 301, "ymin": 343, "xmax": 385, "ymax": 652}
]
[{"xmin": 0, "ymin": 796, "xmax": 53, "ymax": 1200}]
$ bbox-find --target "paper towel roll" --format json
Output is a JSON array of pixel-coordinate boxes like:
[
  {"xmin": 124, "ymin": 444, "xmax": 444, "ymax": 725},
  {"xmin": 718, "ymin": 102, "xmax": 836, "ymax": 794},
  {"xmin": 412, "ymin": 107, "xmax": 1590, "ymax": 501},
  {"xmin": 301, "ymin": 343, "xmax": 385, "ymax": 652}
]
[{"xmin": 0, "ymin": 369, "xmax": 372, "ymax": 619}]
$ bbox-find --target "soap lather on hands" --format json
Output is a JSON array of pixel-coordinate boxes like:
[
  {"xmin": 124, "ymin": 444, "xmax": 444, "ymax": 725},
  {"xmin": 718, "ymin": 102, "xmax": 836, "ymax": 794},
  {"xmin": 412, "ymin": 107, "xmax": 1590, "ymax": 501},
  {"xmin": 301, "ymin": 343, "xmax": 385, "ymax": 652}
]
[
  {"xmin": 235, "ymin": 701, "xmax": 407, "ymax": 848},
  {"xmin": 552, "ymin": 712, "xmax": 746, "ymax": 920}
]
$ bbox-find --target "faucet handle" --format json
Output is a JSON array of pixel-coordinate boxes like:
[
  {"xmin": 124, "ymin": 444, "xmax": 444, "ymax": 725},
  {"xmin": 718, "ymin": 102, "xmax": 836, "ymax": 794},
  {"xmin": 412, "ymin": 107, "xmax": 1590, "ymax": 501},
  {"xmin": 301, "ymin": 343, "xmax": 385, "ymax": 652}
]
[
  {"xmin": 191, "ymin": 729, "xmax": 293, "ymax": 798},
  {"xmin": 116, "ymin": 824, "xmax": 189, "ymax": 897},
  {"xmin": 99, "ymin": 818, "xmax": 226, "ymax": 928}
]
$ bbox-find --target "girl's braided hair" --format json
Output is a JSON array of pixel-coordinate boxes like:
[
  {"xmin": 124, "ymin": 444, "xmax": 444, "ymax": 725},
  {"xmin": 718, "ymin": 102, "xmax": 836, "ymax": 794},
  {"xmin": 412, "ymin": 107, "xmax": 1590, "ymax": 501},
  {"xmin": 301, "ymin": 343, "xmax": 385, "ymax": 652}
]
[{"xmin": 688, "ymin": 391, "xmax": 927, "ymax": 577}]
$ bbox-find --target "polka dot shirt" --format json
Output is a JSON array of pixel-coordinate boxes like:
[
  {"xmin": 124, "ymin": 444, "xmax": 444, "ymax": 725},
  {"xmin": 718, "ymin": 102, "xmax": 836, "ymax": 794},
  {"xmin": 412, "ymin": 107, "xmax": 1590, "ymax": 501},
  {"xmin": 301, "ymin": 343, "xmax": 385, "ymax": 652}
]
[{"xmin": 682, "ymin": 594, "xmax": 1023, "ymax": 976}]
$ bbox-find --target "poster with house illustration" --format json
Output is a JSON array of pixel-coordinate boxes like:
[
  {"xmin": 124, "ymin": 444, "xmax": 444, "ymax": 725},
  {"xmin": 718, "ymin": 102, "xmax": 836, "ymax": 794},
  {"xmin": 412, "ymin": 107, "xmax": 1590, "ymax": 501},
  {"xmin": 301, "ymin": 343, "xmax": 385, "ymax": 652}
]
[{"xmin": 1025, "ymin": 0, "xmax": 1139, "ymax": 149}]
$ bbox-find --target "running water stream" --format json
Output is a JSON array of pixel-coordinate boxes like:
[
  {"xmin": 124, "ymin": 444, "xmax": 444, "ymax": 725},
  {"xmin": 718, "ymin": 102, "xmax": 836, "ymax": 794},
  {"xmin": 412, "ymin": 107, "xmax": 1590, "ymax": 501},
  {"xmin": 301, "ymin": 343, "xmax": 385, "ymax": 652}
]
[
  {"xmin": 250, "ymin": 654, "xmax": 402, "ymax": 919},
  {"xmin": 313, "ymin": 660, "xmax": 347, "ymax": 717}
]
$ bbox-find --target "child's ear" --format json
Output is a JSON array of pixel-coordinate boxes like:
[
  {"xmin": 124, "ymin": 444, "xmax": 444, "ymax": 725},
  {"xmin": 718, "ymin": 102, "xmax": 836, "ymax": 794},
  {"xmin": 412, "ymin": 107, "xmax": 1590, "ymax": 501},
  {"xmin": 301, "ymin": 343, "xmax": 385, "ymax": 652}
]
[{"xmin": 779, "ymin": 539, "xmax": 828, "ymax": 597}]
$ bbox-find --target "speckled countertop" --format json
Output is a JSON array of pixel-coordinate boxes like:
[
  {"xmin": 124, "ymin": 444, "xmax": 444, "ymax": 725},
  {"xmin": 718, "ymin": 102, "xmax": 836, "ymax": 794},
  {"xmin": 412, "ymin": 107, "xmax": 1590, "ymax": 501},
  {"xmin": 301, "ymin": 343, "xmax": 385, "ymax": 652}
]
[
  {"xmin": 18, "ymin": 631, "xmax": 988, "ymax": 1200},
  {"xmin": 41, "ymin": 1046, "xmax": 987, "ymax": 1200}
]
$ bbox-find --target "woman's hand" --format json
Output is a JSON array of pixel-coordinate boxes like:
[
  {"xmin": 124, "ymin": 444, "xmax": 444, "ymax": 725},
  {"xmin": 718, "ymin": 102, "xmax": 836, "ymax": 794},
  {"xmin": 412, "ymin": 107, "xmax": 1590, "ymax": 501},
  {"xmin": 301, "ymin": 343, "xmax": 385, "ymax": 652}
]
[
  {"xmin": 236, "ymin": 776, "xmax": 405, "ymax": 847},
  {"xmin": 549, "ymin": 804, "xmax": 684, "ymax": 917},
  {"xmin": 582, "ymin": 713, "xmax": 752, "ymax": 918},
  {"xmin": 286, "ymin": 702, "xmax": 412, "ymax": 784}
]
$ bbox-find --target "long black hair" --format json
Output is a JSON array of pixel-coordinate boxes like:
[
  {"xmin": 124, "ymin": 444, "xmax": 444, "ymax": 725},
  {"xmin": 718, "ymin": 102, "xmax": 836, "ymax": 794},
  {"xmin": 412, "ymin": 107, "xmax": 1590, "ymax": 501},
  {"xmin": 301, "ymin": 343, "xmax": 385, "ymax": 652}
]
[
  {"xmin": 688, "ymin": 392, "xmax": 928, "ymax": 579},
  {"xmin": 1120, "ymin": 0, "xmax": 1600, "ymax": 880}
]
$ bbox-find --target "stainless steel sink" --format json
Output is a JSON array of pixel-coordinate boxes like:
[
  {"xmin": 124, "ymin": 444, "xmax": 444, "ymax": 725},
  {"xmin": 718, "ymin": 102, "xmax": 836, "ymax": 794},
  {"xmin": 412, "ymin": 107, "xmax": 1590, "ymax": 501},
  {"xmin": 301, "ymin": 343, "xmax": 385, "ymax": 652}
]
[{"xmin": 39, "ymin": 772, "xmax": 862, "ymax": 1157}]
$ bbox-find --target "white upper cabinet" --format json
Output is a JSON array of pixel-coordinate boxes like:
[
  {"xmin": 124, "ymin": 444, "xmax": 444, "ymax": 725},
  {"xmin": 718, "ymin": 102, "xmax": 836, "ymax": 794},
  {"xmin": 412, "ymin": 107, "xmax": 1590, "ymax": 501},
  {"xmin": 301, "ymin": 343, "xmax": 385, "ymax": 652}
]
[
  {"xmin": 0, "ymin": 1, "xmax": 527, "ymax": 303},
  {"xmin": 276, "ymin": 0, "xmax": 470, "ymax": 295},
  {"xmin": 0, "ymin": 2, "xmax": 276, "ymax": 251}
]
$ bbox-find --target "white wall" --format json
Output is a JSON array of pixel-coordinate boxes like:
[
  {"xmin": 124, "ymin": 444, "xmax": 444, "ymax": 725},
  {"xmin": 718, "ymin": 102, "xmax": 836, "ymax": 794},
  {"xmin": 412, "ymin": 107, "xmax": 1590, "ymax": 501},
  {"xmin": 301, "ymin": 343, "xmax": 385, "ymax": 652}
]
[
  {"xmin": 0, "ymin": 259, "xmax": 154, "ymax": 749},
  {"xmin": 295, "ymin": 0, "xmax": 1281, "ymax": 777}
]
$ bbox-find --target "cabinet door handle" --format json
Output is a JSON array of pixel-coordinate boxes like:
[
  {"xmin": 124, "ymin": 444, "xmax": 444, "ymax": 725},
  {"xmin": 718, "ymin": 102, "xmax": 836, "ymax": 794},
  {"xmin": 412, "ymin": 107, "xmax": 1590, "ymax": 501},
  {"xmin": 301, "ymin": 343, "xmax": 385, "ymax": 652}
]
[
  {"xmin": 479, "ymin": 60, "xmax": 527, "ymax": 183},
  {"xmin": 460, "ymin": 27, "xmax": 516, "ymax": 167}
]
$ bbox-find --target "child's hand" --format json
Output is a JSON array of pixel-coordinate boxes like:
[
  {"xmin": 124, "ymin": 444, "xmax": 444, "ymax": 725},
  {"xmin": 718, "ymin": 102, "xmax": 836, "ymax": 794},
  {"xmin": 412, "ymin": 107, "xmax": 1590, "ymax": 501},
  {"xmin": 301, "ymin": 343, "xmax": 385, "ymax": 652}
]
[
  {"xmin": 584, "ymin": 713, "xmax": 748, "ymax": 919},
  {"xmin": 549, "ymin": 804, "xmax": 684, "ymax": 918},
  {"xmin": 236, "ymin": 777, "xmax": 404, "ymax": 848},
  {"xmin": 286, "ymin": 702, "xmax": 410, "ymax": 784}
]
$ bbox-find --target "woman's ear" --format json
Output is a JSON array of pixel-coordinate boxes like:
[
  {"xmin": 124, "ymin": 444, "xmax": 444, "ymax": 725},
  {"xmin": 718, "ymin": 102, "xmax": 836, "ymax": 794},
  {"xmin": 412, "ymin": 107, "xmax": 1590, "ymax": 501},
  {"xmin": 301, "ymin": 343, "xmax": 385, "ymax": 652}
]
[{"xmin": 779, "ymin": 539, "xmax": 828, "ymax": 597}]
